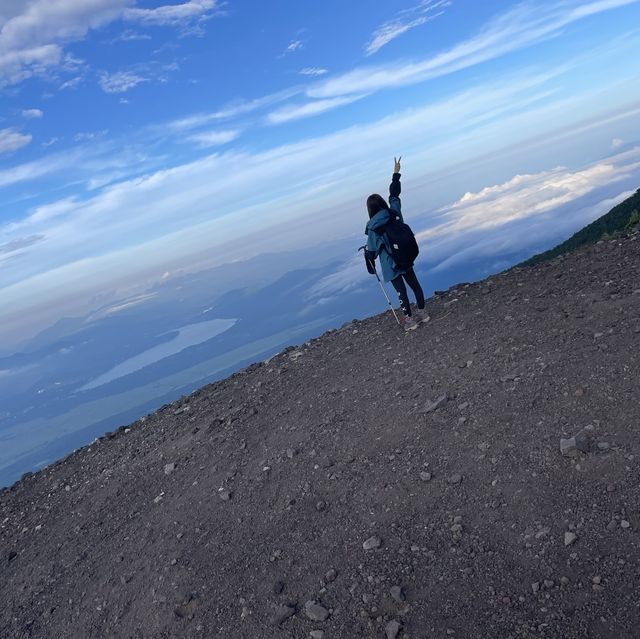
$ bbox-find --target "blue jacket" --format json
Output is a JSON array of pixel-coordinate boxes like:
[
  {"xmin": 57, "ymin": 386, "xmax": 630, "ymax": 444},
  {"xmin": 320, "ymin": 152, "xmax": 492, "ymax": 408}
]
[{"xmin": 365, "ymin": 173, "xmax": 407, "ymax": 283}]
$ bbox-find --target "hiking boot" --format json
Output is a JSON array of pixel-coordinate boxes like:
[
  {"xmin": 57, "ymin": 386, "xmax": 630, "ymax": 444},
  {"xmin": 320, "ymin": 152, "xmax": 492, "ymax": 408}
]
[
  {"xmin": 414, "ymin": 308, "xmax": 431, "ymax": 324},
  {"xmin": 402, "ymin": 315, "xmax": 418, "ymax": 331}
]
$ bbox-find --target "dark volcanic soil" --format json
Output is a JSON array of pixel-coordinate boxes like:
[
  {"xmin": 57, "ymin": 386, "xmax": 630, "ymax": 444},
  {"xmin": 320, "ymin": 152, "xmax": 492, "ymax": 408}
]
[{"xmin": 2, "ymin": 230, "xmax": 640, "ymax": 639}]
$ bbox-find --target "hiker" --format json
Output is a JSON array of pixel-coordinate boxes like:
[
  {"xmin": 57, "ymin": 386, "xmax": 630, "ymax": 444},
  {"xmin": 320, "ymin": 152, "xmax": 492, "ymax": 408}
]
[{"xmin": 364, "ymin": 157, "xmax": 428, "ymax": 331}]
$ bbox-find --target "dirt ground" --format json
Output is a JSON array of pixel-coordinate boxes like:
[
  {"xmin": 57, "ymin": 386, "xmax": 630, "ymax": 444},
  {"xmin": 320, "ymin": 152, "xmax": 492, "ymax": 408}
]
[{"xmin": 1, "ymin": 229, "xmax": 640, "ymax": 639}]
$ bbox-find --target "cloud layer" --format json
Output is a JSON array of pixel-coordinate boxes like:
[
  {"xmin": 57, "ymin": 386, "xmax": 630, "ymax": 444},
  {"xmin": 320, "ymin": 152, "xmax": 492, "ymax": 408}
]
[{"xmin": 0, "ymin": 0, "xmax": 219, "ymax": 87}]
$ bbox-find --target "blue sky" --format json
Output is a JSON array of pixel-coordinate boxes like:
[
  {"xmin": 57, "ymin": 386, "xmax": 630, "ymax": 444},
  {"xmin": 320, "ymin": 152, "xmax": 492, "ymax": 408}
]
[{"xmin": 1, "ymin": 0, "xmax": 640, "ymax": 346}]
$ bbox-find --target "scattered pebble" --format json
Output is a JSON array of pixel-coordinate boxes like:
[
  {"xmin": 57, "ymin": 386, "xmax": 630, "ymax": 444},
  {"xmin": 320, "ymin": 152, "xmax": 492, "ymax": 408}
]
[
  {"xmin": 363, "ymin": 536, "xmax": 382, "ymax": 551},
  {"xmin": 448, "ymin": 474, "xmax": 463, "ymax": 485},
  {"xmin": 390, "ymin": 585, "xmax": 405, "ymax": 603},
  {"xmin": 621, "ymin": 520, "xmax": 631, "ymax": 529},
  {"xmin": 304, "ymin": 601, "xmax": 329, "ymax": 622},
  {"xmin": 424, "ymin": 394, "xmax": 449, "ymax": 413},
  {"xmin": 564, "ymin": 532, "xmax": 578, "ymax": 546},
  {"xmin": 385, "ymin": 619, "xmax": 402, "ymax": 639},
  {"xmin": 324, "ymin": 568, "xmax": 338, "ymax": 583},
  {"xmin": 419, "ymin": 471, "xmax": 432, "ymax": 482},
  {"xmin": 271, "ymin": 605, "xmax": 295, "ymax": 625},
  {"xmin": 163, "ymin": 463, "xmax": 176, "ymax": 475}
]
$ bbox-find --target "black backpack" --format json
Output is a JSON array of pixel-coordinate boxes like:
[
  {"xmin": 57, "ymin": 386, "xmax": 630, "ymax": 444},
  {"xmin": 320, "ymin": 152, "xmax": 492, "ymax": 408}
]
[{"xmin": 380, "ymin": 213, "xmax": 419, "ymax": 268}]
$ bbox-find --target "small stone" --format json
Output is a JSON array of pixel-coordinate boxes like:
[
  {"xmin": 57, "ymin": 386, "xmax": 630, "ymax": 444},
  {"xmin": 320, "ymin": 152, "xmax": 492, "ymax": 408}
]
[
  {"xmin": 310, "ymin": 632, "xmax": 325, "ymax": 639},
  {"xmin": 286, "ymin": 448, "xmax": 296, "ymax": 459},
  {"xmin": 363, "ymin": 536, "xmax": 382, "ymax": 551},
  {"xmin": 424, "ymin": 394, "xmax": 449, "ymax": 413},
  {"xmin": 316, "ymin": 501, "xmax": 327, "ymax": 512},
  {"xmin": 65, "ymin": 485, "xmax": 71, "ymax": 492},
  {"xmin": 543, "ymin": 579, "xmax": 554, "ymax": 589},
  {"xmin": 390, "ymin": 585, "xmax": 405, "ymax": 603},
  {"xmin": 560, "ymin": 576, "xmax": 570, "ymax": 586},
  {"xmin": 272, "ymin": 580, "xmax": 285, "ymax": 594},
  {"xmin": 419, "ymin": 471, "xmax": 432, "ymax": 482},
  {"xmin": 448, "ymin": 474, "xmax": 463, "ymax": 485},
  {"xmin": 324, "ymin": 569, "xmax": 338, "ymax": 583},
  {"xmin": 564, "ymin": 532, "xmax": 578, "ymax": 546},
  {"xmin": 218, "ymin": 489, "xmax": 232, "ymax": 501},
  {"xmin": 597, "ymin": 442, "xmax": 610, "ymax": 451},
  {"xmin": 385, "ymin": 620, "xmax": 402, "ymax": 639},
  {"xmin": 621, "ymin": 520, "xmax": 631, "ymax": 529},
  {"xmin": 304, "ymin": 601, "xmax": 329, "ymax": 622},
  {"xmin": 164, "ymin": 463, "xmax": 176, "ymax": 475},
  {"xmin": 271, "ymin": 605, "xmax": 295, "ymax": 625},
  {"xmin": 532, "ymin": 582, "xmax": 540, "ymax": 593},
  {"xmin": 592, "ymin": 576, "xmax": 602, "ymax": 585},
  {"xmin": 607, "ymin": 484, "xmax": 616, "ymax": 493},
  {"xmin": 450, "ymin": 524, "xmax": 463, "ymax": 533}
]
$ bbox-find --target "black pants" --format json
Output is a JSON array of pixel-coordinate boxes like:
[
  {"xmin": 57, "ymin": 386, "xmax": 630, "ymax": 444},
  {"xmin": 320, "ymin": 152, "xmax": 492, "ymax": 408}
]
[{"xmin": 391, "ymin": 268, "xmax": 425, "ymax": 316}]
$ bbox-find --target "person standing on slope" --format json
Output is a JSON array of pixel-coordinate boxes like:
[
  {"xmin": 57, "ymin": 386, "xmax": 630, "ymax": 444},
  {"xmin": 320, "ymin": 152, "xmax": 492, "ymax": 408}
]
[{"xmin": 365, "ymin": 157, "xmax": 429, "ymax": 331}]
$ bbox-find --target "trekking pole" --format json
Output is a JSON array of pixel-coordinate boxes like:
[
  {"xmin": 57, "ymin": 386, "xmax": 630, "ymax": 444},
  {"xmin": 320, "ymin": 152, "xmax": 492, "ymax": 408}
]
[{"xmin": 359, "ymin": 246, "xmax": 401, "ymax": 325}]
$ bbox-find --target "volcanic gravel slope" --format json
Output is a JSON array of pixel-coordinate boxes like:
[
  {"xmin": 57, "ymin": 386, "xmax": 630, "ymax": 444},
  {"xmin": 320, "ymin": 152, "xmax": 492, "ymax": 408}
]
[{"xmin": 2, "ymin": 230, "xmax": 640, "ymax": 639}]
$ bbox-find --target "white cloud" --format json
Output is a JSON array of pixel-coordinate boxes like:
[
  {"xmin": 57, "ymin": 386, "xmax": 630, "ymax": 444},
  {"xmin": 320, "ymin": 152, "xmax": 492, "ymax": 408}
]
[
  {"xmin": 187, "ymin": 128, "xmax": 242, "ymax": 147},
  {"xmin": 123, "ymin": 0, "xmax": 218, "ymax": 26},
  {"xmin": 114, "ymin": 29, "xmax": 152, "ymax": 42},
  {"xmin": 267, "ymin": 95, "xmax": 368, "ymax": 124},
  {"xmin": 0, "ymin": 0, "xmax": 128, "ymax": 87},
  {"xmin": 99, "ymin": 70, "xmax": 147, "ymax": 93},
  {"xmin": 299, "ymin": 67, "xmax": 328, "ymax": 76},
  {"xmin": 285, "ymin": 40, "xmax": 303, "ymax": 54},
  {"xmin": 612, "ymin": 137, "xmax": 624, "ymax": 148},
  {"xmin": 0, "ymin": 0, "xmax": 220, "ymax": 88},
  {"xmin": 22, "ymin": 108, "xmax": 43, "ymax": 119},
  {"xmin": 0, "ymin": 128, "xmax": 32, "ymax": 154},
  {"xmin": 310, "ymin": 0, "xmax": 639, "ymax": 99},
  {"xmin": 162, "ymin": 87, "xmax": 302, "ymax": 131},
  {"xmin": 423, "ymin": 161, "xmax": 635, "ymax": 242},
  {"xmin": 74, "ymin": 130, "xmax": 108, "ymax": 142},
  {"xmin": 365, "ymin": 0, "xmax": 451, "ymax": 56}
]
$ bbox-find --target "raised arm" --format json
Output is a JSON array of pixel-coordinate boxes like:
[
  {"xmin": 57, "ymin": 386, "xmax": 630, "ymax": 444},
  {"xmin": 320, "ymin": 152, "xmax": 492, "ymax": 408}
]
[{"xmin": 389, "ymin": 156, "xmax": 402, "ymax": 215}]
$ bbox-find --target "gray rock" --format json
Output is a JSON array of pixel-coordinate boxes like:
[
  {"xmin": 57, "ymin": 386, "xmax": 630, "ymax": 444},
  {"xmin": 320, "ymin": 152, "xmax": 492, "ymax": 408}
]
[
  {"xmin": 448, "ymin": 473, "xmax": 463, "ymax": 485},
  {"xmin": 218, "ymin": 489, "xmax": 232, "ymax": 501},
  {"xmin": 363, "ymin": 536, "xmax": 382, "ymax": 550},
  {"xmin": 324, "ymin": 568, "xmax": 338, "ymax": 583},
  {"xmin": 304, "ymin": 600, "xmax": 329, "ymax": 622},
  {"xmin": 424, "ymin": 394, "xmax": 449, "ymax": 413},
  {"xmin": 163, "ymin": 463, "xmax": 176, "ymax": 475},
  {"xmin": 271, "ymin": 605, "xmax": 295, "ymax": 625},
  {"xmin": 419, "ymin": 471, "xmax": 432, "ymax": 482},
  {"xmin": 390, "ymin": 585, "xmax": 405, "ymax": 603},
  {"xmin": 310, "ymin": 632, "xmax": 325, "ymax": 639},
  {"xmin": 386, "ymin": 620, "xmax": 402, "ymax": 639},
  {"xmin": 621, "ymin": 520, "xmax": 631, "ymax": 529},
  {"xmin": 560, "ymin": 429, "xmax": 591, "ymax": 457},
  {"xmin": 564, "ymin": 532, "xmax": 578, "ymax": 546}
]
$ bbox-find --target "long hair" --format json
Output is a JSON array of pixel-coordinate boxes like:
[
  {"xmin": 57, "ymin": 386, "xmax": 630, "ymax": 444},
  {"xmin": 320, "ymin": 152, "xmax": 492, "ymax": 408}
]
[{"xmin": 367, "ymin": 194, "xmax": 389, "ymax": 219}]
